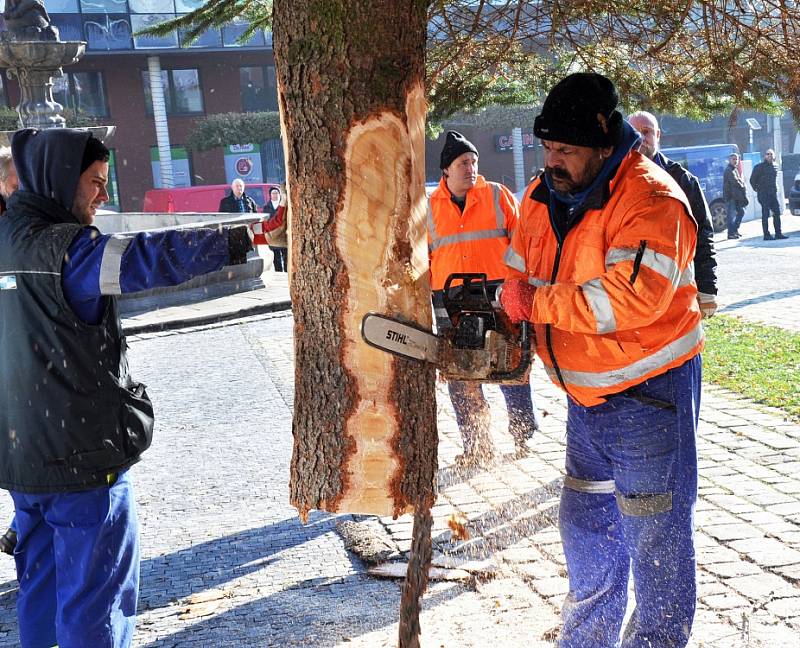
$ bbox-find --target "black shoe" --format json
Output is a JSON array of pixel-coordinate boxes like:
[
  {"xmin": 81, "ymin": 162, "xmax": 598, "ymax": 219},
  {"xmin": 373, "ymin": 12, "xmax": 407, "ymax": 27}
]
[
  {"xmin": 0, "ymin": 528, "xmax": 17, "ymax": 555},
  {"xmin": 775, "ymin": 233, "xmax": 788, "ymax": 240},
  {"xmin": 764, "ymin": 233, "xmax": 774, "ymax": 240},
  {"xmin": 727, "ymin": 235, "xmax": 739, "ymax": 240}
]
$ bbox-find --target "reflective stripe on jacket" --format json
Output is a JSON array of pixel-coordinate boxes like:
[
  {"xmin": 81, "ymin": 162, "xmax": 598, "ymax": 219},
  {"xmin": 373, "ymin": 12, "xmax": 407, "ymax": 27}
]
[
  {"xmin": 428, "ymin": 175, "xmax": 518, "ymax": 291},
  {"xmin": 505, "ymin": 151, "xmax": 704, "ymax": 407}
]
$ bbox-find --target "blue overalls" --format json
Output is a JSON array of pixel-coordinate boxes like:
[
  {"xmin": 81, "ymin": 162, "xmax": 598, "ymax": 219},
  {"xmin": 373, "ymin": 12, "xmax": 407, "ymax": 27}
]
[
  {"xmin": 558, "ymin": 355, "xmax": 701, "ymax": 648},
  {"xmin": 11, "ymin": 472, "xmax": 139, "ymax": 648}
]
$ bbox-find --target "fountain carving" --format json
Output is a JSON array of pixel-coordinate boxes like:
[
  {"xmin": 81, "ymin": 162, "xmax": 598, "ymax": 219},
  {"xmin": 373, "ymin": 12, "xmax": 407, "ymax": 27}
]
[{"xmin": 0, "ymin": 0, "xmax": 112, "ymax": 140}]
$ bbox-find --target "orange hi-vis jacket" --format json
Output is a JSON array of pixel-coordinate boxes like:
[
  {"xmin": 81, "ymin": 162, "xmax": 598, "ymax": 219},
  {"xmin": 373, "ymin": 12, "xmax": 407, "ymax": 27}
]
[
  {"xmin": 504, "ymin": 150, "xmax": 704, "ymax": 407},
  {"xmin": 428, "ymin": 175, "xmax": 519, "ymax": 291}
]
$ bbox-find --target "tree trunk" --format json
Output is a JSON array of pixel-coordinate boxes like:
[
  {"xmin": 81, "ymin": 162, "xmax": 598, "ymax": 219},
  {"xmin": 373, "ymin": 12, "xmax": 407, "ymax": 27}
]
[{"xmin": 273, "ymin": 1, "xmax": 436, "ymax": 521}]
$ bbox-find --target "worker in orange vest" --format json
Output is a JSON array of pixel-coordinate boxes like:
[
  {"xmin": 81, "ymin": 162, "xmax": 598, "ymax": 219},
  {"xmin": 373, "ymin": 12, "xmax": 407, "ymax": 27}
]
[
  {"xmin": 429, "ymin": 131, "xmax": 539, "ymax": 467},
  {"xmin": 500, "ymin": 73, "xmax": 703, "ymax": 647}
]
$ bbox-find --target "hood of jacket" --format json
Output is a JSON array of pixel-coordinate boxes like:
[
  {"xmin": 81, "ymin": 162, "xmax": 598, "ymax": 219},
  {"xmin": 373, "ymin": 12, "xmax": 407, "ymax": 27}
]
[{"xmin": 11, "ymin": 128, "xmax": 91, "ymax": 219}]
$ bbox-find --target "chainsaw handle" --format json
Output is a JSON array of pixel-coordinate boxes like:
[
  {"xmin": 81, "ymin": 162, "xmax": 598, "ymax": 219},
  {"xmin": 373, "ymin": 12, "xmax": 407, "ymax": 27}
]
[
  {"xmin": 442, "ymin": 273, "xmax": 491, "ymax": 309},
  {"xmin": 489, "ymin": 320, "xmax": 532, "ymax": 381}
]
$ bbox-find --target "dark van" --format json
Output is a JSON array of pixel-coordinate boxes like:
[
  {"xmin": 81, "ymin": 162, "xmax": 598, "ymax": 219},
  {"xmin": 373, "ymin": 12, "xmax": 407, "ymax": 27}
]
[{"xmin": 661, "ymin": 143, "xmax": 740, "ymax": 232}]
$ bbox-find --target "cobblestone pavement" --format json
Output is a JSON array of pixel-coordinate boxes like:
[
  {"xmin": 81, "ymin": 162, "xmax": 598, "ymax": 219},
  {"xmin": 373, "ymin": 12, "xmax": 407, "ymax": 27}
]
[{"xmin": 0, "ymin": 220, "xmax": 797, "ymax": 647}]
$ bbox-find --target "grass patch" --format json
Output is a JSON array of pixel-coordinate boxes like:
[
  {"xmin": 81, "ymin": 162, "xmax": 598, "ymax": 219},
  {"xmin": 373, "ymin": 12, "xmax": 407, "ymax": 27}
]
[{"xmin": 703, "ymin": 315, "xmax": 800, "ymax": 420}]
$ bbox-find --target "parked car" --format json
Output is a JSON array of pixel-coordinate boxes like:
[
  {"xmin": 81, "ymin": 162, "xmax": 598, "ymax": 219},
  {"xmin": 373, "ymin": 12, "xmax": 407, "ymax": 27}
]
[
  {"xmin": 661, "ymin": 143, "xmax": 740, "ymax": 233},
  {"xmin": 143, "ymin": 183, "xmax": 277, "ymax": 213},
  {"xmin": 788, "ymin": 172, "xmax": 800, "ymax": 215}
]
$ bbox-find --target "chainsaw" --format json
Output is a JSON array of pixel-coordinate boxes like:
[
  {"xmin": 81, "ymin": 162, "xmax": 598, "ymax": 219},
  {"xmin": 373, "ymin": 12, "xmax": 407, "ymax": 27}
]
[{"xmin": 361, "ymin": 273, "xmax": 532, "ymax": 384}]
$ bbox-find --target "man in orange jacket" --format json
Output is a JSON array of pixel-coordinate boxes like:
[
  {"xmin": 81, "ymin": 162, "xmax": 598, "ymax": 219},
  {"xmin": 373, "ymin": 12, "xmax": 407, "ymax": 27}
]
[
  {"xmin": 429, "ymin": 131, "xmax": 539, "ymax": 466},
  {"xmin": 500, "ymin": 73, "xmax": 703, "ymax": 647}
]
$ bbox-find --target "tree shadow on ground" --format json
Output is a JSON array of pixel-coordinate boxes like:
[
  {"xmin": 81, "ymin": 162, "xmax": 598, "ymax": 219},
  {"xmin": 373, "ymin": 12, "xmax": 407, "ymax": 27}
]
[
  {"xmin": 138, "ymin": 574, "xmax": 462, "ymax": 647},
  {"xmin": 137, "ymin": 512, "xmax": 339, "ymax": 612},
  {"xmin": 432, "ymin": 476, "xmax": 564, "ymax": 560},
  {"xmin": 0, "ymin": 511, "xmax": 467, "ymax": 646},
  {"xmin": 720, "ymin": 286, "xmax": 800, "ymax": 312},
  {"xmin": 736, "ymin": 230, "xmax": 798, "ymax": 248}
]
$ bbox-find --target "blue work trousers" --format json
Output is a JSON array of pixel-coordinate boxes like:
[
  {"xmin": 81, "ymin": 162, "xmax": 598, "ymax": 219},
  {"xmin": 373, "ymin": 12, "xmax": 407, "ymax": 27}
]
[
  {"xmin": 448, "ymin": 380, "xmax": 540, "ymax": 455},
  {"xmin": 726, "ymin": 199, "xmax": 744, "ymax": 237},
  {"xmin": 558, "ymin": 355, "xmax": 701, "ymax": 648},
  {"xmin": 10, "ymin": 471, "xmax": 140, "ymax": 648}
]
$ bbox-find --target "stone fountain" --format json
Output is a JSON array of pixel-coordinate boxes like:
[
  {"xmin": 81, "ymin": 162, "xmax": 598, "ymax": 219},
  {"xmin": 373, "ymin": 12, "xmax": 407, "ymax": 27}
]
[{"xmin": 0, "ymin": 0, "xmax": 113, "ymax": 141}]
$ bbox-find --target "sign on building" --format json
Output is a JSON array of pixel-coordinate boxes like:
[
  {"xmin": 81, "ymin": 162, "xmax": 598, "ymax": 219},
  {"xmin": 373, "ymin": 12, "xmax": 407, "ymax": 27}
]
[
  {"xmin": 150, "ymin": 146, "xmax": 192, "ymax": 188},
  {"xmin": 224, "ymin": 143, "xmax": 264, "ymax": 184},
  {"xmin": 495, "ymin": 131, "xmax": 537, "ymax": 152}
]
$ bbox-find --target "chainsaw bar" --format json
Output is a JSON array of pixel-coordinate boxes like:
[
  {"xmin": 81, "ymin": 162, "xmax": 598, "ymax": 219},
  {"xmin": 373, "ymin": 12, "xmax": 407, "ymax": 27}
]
[{"xmin": 361, "ymin": 313, "xmax": 440, "ymax": 364}]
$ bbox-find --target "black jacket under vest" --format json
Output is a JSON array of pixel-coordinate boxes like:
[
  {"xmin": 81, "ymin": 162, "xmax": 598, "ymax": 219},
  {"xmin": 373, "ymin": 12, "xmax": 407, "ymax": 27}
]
[
  {"xmin": 0, "ymin": 192, "xmax": 154, "ymax": 493},
  {"xmin": 219, "ymin": 191, "xmax": 257, "ymax": 213}
]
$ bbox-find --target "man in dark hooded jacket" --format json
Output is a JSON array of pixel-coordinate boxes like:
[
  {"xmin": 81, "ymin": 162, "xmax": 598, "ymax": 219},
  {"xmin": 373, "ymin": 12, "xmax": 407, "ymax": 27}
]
[{"xmin": 0, "ymin": 128, "xmax": 253, "ymax": 648}]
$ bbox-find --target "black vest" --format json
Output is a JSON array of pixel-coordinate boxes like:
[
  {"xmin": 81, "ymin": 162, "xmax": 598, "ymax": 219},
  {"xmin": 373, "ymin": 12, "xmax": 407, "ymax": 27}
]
[{"xmin": 0, "ymin": 193, "xmax": 153, "ymax": 493}]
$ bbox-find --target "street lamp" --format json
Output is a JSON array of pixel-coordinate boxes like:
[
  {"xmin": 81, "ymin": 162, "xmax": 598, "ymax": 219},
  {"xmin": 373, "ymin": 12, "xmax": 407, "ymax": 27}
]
[{"xmin": 745, "ymin": 117, "xmax": 762, "ymax": 153}]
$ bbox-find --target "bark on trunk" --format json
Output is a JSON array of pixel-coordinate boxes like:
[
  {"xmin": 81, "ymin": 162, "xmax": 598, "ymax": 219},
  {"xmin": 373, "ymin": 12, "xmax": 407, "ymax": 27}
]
[{"xmin": 273, "ymin": 1, "xmax": 436, "ymax": 520}]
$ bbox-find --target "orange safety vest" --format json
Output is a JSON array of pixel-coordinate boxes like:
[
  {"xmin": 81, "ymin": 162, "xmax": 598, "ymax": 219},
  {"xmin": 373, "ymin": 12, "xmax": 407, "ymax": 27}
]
[
  {"xmin": 428, "ymin": 175, "xmax": 518, "ymax": 291},
  {"xmin": 505, "ymin": 151, "xmax": 704, "ymax": 407}
]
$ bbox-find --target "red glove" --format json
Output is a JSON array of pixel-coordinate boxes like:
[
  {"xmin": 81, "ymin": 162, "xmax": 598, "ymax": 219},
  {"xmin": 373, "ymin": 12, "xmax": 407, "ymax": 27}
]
[{"xmin": 500, "ymin": 279, "xmax": 536, "ymax": 323}]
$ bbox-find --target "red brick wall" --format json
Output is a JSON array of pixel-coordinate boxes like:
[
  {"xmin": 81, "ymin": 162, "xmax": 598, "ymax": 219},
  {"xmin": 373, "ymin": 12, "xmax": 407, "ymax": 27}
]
[{"xmin": 6, "ymin": 50, "xmax": 276, "ymax": 211}]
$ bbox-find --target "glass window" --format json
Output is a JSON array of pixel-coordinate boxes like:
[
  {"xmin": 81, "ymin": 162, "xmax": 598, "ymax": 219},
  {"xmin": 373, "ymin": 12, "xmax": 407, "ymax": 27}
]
[
  {"xmin": 178, "ymin": 25, "xmax": 222, "ymax": 49},
  {"xmin": 171, "ymin": 69, "xmax": 202, "ymax": 113},
  {"xmin": 142, "ymin": 68, "xmax": 203, "ymax": 115},
  {"xmin": 175, "ymin": 0, "xmax": 204, "ymax": 10},
  {"xmin": 50, "ymin": 14, "xmax": 84, "ymax": 41},
  {"xmin": 83, "ymin": 14, "xmax": 133, "ymax": 50},
  {"xmin": 105, "ymin": 149, "xmax": 121, "ymax": 210},
  {"xmin": 53, "ymin": 71, "xmax": 109, "ymax": 117},
  {"xmin": 239, "ymin": 66, "xmax": 277, "ymax": 112},
  {"xmin": 80, "ymin": 0, "xmax": 129, "ymax": 13},
  {"xmin": 131, "ymin": 14, "xmax": 179, "ymax": 48},
  {"xmin": 47, "ymin": 0, "xmax": 81, "ymax": 12},
  {"xmin": 221, "ymin": 21, "xmax": 264, "ymax": 47},
  {"xmin": 142, "ymin": 69, "xmax": 171, "ymax": 113},
  {"xmin": 129, "ymin": 0, "xmax": 173, "ymax": 12},
  {"xmin": 0, "ymin": 75, "xmax": 8, "ymax": 108}
]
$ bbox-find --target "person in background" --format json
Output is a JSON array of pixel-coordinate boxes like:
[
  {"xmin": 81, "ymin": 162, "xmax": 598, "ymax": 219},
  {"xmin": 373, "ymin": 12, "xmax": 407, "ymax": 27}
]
[
  {"xmin": 0, "ymin": 128, "xmax": 254, "ymax": 648},
  {"xmin": 0, "ymin": 145, "xmax": 19, "ymax": 555},
  {"xmin": 262, "ymin": 186, "xmax": 288, "ymax": 272},
  {"xmin": 723, "ymin": 152, "xmax": 747, "ymax": 240},
  {"xmin": 501, "ymin": 72, "xmax": 703, "ymax": 647},
  {"xmin": 749, "ymin": 149, "xmax": 789, "ymax": 240},
  {"xmin": 0, "ymin": 145, "xmax": 18, "ymax": 215},
  {"xmin": 628, "ymin": 111, "xmax": 719, "ymax": 318},
  {"xmin": 218, "ymin": 178, "xmax": 258, "ymax": 214},
  {"xmin": 429, "ymin": 130, "xmax": 540, "ymax": 466}
]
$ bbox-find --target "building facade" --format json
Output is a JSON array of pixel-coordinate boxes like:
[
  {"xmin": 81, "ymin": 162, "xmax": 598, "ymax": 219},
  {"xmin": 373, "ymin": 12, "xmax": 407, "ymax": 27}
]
[{"xmin": 1, "ymin": 0, "xmax": 281, "ymax": 211}]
